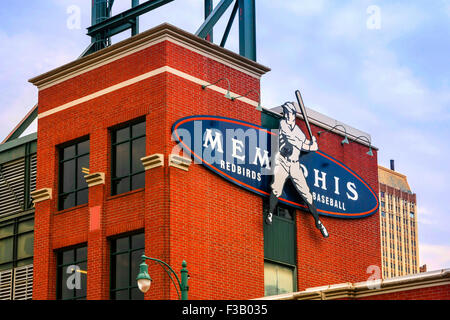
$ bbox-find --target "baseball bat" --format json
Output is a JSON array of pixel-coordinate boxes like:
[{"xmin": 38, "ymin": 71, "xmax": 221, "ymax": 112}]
[{"xmin": 295, "ymin": 90, "xmax": 314, "ymax": 142}]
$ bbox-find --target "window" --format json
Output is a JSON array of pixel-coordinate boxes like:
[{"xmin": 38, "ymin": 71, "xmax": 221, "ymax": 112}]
[
  {"xmin": 56, "ymin": 245, "xmax": 87, "ymax": 300},
  {"xmin": 110, "ymin": 232, "xmax": 145, "ymax": 300},
  {"xmin": 0, "ymin": 215, "xmax": 34, "ymax": 271},
  {"xmin": 111, "ymin": 120, "xmax": 146, "ymax": 196},
  {"xmin": 263, "ymin": 199, "xmax": 296, "ymax": 296},
  {"xmin": 59, "ymin": 139, "xmax": 90, "ymax": 210},
  {"xmin": 264, "ymin": 261, "xmax": 295, "ymax": 296},
  {"xmin": 0, "ymin": 150, "xmax": 36, "ymax": 220}
]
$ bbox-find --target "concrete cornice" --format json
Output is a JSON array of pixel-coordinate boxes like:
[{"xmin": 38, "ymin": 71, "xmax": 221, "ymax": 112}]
[
  {"xmin": 269, "ymin": 106, "xmax": 377, "ymax": 150},
  {"xmin": 255, "ymin": 269, "xmax": 450, "ymax": 300},
  {"xmin": 29, "ymin": 23, "xmax": 270, "ymax": 90}
]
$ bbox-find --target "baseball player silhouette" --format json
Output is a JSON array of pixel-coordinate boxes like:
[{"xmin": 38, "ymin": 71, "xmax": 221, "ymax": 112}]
[{"xmin": 266, "ymin": 102, "xmax": 329, "ymax": 238}]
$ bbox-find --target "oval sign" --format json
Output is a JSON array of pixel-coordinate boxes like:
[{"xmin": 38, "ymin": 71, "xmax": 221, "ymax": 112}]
[{"xmin": 172, "ymin": 115, "xmax": 379, "ymax": 219}]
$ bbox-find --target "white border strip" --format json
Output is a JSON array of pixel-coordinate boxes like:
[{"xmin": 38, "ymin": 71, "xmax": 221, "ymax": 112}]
[{"xmin": 38, "ymin": 66, "xmax": 260, "ymax": 119}]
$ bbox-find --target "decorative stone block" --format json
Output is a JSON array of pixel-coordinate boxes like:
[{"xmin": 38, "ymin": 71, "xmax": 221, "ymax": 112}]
[
  {"xmin": 30, "ymin": 188, "xmax": 52, "ymax": 204},
  {"xmin": 84, "ymin": 172, "xmax": 105, "ymax": 187},
  {"xmin": 169, "ymin": 154, "xmax": 192, "ymax": 171},
  {"xmin": 141, "ymin": 154, "xmax": 164, "ymax": 170}
]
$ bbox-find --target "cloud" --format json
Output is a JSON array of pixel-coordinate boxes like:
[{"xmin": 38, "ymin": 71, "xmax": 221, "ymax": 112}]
[
  {"xmin": 419, "ymin": 244, "xmax": 450, "ymax": 271},
  {"xmin": 417, "ymin": 206, "xmax": 438, "ymax": 226},
  {"xmin": 0, "ymin": 85, "xmax": 37, "ymax": 142},
  {"xmin": 262, "ymin": 0, "xmax": 327, "ymax": 16},
  {"xmin": 360, "ymin": 48, "xmax": 450, "ymax": 121}
]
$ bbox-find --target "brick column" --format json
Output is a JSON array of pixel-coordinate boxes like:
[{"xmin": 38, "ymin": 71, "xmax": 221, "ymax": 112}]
[
  {"xmin": 86, "ymin": 181, "xmax": 108, "ymax": 300},
  {"xmin": 143, "ymin": 104, "xmax": 170, "ymax": 300},
  {"xmin": 86, "ymin": 130, "xmax": 109, "ymax": 300},
  {"xmin": 142, "ymin": 153, "xmax": 169, "ymax": 300},
  {"xmin": 31, "ymin": 188, "xmax": 56, "ymax": 300}
]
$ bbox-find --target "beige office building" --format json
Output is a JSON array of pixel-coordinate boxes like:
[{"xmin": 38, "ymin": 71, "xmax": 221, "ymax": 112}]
[{"xmin": 379, "ymin": 162, "xmax": 419, "ymax": 279}]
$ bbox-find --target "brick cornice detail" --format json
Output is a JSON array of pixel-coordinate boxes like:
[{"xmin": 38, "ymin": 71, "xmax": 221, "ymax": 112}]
[
  {"xmin": 84, "ymin": 172, "xmax": 106, "ymax": 188},
  {"xmin": 169, "ymin": 154, "xmax": 192, "ymax": 171},
  {"xmin": 141, "ymin": 154, "xmax": 164, "ymax": 170},
  {"xmin": 31, "ymin": 188, "xmax": 52, "ymax": 204}
]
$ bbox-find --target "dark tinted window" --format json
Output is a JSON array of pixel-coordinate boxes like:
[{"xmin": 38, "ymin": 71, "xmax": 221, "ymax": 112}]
[
  {"xmin": 56, "ymin": 245, "xmax": 87, "ymax": 300},
  {"xmin": 59, "ymin": 139, "xmax": 90, "ymax": 210},
  {"xmin": 111, "ymin": 120, "xmax": 146, "ymax": 196},
  {"xmin": 110, "ymin": 232, "xmax": 145, "ymax": 300},
  {"xmin": 0, "ymin": 216, "xmax": 34, "ymax": 271}
]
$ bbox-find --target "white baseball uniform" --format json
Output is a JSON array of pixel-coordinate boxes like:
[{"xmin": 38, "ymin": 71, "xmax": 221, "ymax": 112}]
[{"xmin": 271, "ymin": 118, "xmax": 316, "ymax": 205}]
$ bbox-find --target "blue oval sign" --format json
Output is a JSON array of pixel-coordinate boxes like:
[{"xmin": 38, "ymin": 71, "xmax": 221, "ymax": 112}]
[{"xmin": 172, "ymin": 115, "xmax": 378, "ymax": 219}]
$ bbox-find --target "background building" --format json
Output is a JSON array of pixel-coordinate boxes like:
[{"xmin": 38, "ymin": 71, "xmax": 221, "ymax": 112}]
[
  {"xmin": 379, "ymin": 161, "xmax": 419, "ymax": 279},
  {"xmin": 0, "ymin": 133, "xmax": 36, "ymax": 300}
]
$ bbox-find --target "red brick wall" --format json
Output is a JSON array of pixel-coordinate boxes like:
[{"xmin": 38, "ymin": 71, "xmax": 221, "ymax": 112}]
[
  {"xmin": 166, "ymin": 72, "xmax": 263, "ymax": 300},
  {"xmin": 295, "ymin": 120, "xmax": 381, "ymax": 291},
  {"xmin": 34, "ymin": 53, "xmax": 167, "ymax": 299},
  {"xmin": 33, "ymin": 34, "xmax": 380, "ymax": 300},
  {"xmin": 33, "ymin": 37, "xmax": 262, "ymax": 300}
]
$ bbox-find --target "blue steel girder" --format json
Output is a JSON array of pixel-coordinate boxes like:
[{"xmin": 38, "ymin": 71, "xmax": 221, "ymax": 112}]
[
  {"xmin": 220, "ymin": 0, "xmax": 239, "ymax": 47},
  {"xmin": 198, "ymin": 0, "xmax": 256, "ymax": 61},
  {"xmin": 204, "ymin": 0, "xmax": 213, "ymax": 42},
  {"xmin": 108, "ymin": 0, "xmax": 115, "ymax": 15},
  {"xmin": 88, "ymin": 0, "xmax": 174, "ymax": 38},
  {"xmin": 131, "ymin": 0, "xmax": 140, "ymax": 36},
  {"xmin": 238, "ymin": 0, "xmax": 256, "ymax": 61},
  {"xmin": 195, "ymin": 0, "xmax": 234, "ymax": 39}
]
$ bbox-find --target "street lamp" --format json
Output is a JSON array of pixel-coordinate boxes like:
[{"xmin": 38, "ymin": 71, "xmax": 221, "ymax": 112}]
[
  {"xmin": 231, "ymin": 89, "xmax": 263, "ymax": 111},
  {"xmin": 136, "ymin": 255, "xmax": 189, "ymax": 300},
  {"xmin": 317, "ymin": 124, "xmax": 350, "ymax": 145},
  {"xmin": 201, "ymin": 77, "xmax": 232, "ymax": 100}
]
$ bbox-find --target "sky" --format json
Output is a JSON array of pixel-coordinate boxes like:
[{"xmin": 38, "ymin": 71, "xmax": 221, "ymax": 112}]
[{"xmin": 0, "ymin": 0, "xmax": 449, "ymax": 271}]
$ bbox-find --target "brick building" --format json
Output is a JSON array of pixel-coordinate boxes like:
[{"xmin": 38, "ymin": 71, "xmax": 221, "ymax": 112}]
[
  {"xmin": 26, "ymin": 23, "xmax": 384, "ymax": 300},
  {"xmin": 18, "ymin": 23, "xmax": 446, "ymax": 300}
]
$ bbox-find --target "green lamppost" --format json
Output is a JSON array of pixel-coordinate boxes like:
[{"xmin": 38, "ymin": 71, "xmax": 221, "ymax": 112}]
[{"xmin": 136, "ymin": 255, "xmax": 189, "ymax": 300}]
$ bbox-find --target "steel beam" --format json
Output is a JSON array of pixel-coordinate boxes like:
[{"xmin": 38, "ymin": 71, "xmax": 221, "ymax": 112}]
[
  {"xmin": 2, "ymin": 105, "xmax": 38, "ymax": 144},
  {"xmin": 220, "ymin": 0, "xmax": 238, "ymax": 47},
  {"xmin": 108, "ymin": 0, "xmax": 115, "ymax": 15},
  {"xmin": 87, "ymin": 0, "xmax": 174, "ymax": 37},
  {"xmin": 204, "ymin": 0, "xmax": 213, "ymax": 42},
  {"xmin": 108, "ymin": 22, "xmax": 134, "ymax": 38},
  {"xmin": 131, "ymin": 0, "xmax": 140, "ymax": 36},
  {"xmin": 91, "ymin": 0, "xmax": 111, "ymax": 50},
  {"xmin": 195, "ymin": 0, "xmax": 234, "ymax": 39},
  {"xmin": 238, "ymin": 0, "xmax": 256, "ymax": 61}
]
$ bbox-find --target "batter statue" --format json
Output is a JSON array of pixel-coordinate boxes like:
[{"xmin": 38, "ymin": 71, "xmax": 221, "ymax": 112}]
[{"xmin": 266, "ymin": 101, "xmax": 329, "ymax": 238}]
